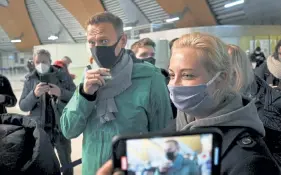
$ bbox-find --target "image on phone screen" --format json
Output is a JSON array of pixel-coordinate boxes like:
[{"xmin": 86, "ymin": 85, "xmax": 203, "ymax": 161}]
[{"xmin": 122, "ymin": 134, "xmax": 216, "ymax": 175}]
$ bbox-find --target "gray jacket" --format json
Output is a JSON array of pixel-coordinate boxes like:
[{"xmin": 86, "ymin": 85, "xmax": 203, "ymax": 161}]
[{"xmin": 19, "ymin": 66, "xmax": 76, "ymax": 127}]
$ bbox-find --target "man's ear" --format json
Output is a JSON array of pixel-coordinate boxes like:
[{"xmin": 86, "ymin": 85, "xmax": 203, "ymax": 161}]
[{"xmin": 120, "ymin": 34, "xmax": 127, "ymax": 48}]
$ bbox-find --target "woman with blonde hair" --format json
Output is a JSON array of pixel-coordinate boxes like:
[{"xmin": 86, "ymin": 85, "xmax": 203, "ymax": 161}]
[
  {"xmin": 228, "ymin": 44, "xmax": 255, "ymax": 95},
  {"xmin": 166, "ymin": 33, "xmax": 280, "ymax": 174},
  {"xmin": 228, "ymin": 44, "xmax": 281, "ymax": 166},
  {"xmin": 95, "ymin": 33, "xmax": 281, "ymax": 174}
]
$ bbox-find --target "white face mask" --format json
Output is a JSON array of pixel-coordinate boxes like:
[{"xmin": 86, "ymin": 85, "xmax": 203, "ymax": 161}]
[{"xmin": 36, "ymin": 63, "xmax": 50, "ymax": 74}]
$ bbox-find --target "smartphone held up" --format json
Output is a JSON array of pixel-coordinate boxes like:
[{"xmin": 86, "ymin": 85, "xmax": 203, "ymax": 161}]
[
  {"xmin": 86, "ymin": 65, "xmax": 112, "ymax": 81},
  {"xmin": 112, "ymin": 129, "xmax": 222, "ymax": 175}
]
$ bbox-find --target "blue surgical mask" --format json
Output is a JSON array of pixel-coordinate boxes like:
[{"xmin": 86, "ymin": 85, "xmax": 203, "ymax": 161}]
[{"xmin": 168, "ymin": 72, "xmax": 221, "ymax": 117}]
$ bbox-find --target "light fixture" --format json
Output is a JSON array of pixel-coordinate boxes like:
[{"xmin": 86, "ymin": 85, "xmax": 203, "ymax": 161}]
[
  {"xmin": 224, "ymin": 0, "xmax": 244, "ymax": 8},
  {"xmin": 48, "ymin": 35, "xmax": 59, "ymax": 41},
  {"xmin": 123, "ymin": 26, "xmax": 133, "ymax": 31},
  {"xmin": 165, "ymin": 17, "xmax": 180, "ymax": 23},
  {"xmin": 11, "ymin": 39, "xmax": 22, "ymax": 43},
  {"xmin": 10, "ymin": 32, "xmax": 24, "ymax": 43}
]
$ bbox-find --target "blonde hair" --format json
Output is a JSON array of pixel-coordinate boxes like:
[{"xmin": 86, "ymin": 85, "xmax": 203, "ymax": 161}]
[
  {"xmin": 228, "ymin": 44, "xmax": 254, "ymax": 93},
  {"xmin": 172, "ymin": 32, "xmax": 235, "ymax": 100}
]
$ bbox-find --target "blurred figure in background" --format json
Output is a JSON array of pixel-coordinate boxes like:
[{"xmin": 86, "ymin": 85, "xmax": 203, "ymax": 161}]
[
  {"xmin": 27, "ymin": 58, "xmax": 35, "ymax": 73},
  {"xmin": 228, "ymin": 44, "xmax": 281, "ymax": 166},
  {"xmin": 155, "ymin": 140, "xmax": 199, "ymax": 175},
  {"xmin": 255, "ymin": 40, "xmax": 281, "ymax": 90},
  {"xmin": 131, "ymin": 38, "xmax": 156, "ymax": 65},
  {"xmin": 251, "ymin": 46, "xmax": 266, "ymax": 68},
  {"xmin": 53, "ymin": 56, "xmax": 76, "ymax": 79},
  {"xmin": 19, "ymin": 49, "xmax": 76, "ymax": 175},
  {"xmin": 0, "ymin": 74, "xmax": 17, "ymax": 114}
]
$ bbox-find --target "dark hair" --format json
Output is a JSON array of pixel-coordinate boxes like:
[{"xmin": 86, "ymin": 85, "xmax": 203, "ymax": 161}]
[
  {"xmin": 165, "ymin": 140, "xmax": 179, "ymax": 148},
  {"xmin": 256, "ymin": 46, "xmax": 261, "ymax": 51},
  {"xmin": 274, "ymin": 40, "xmax": 281, "ymax": 59},
  {"xmin": 169, "ymin": 38, "xmax": 179, "ymax": 50},
  {"xmin": 86, "ymin": 12, "xmax": 123, "ymax": 36},
  {"xmin": 131, "ymin": 38, "xmax": 156, "ymax": 53}
]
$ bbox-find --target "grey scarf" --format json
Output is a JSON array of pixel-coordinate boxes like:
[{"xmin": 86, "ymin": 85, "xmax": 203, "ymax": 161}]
[
  {"xmin": 95, "ymin": 52, "xmax": 133, "ymax": 123},
  {"xmin": 177, "ymin": 93, "xmax": 265, "ymax": 136}
]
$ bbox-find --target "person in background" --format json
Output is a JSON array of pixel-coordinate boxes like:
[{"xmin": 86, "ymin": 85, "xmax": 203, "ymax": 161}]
[
  {"xmin": 167, "ymin": 33, "xmax": 280, "ymax": 174},
  {"xmin": 19, "ymin": 49, "xmax": 76, "ymax": 175},
  {"xmin": 60, "ymin": 12, "xmax": 173, "ymax": 175},
  {"xmin": 251, "ymin": 46, "xmax": 266, "ymax": 68},
  {"xmin": 0, "ymin": 74, "xmax": 17, "ymax": 114},
  {"xmin": 255, "ymin": 40, "xmax": 281, "ymax": 90},
  {"xmin": 155, "ymin": 140, "xmax": 199, "ymax": 175},
  {"xmin": 131, "ymin": 38, "xmax": 177, "ymax": 119},
  {"xmin": 131, "ymin": 38, "xmax": 156, "ymax": 65},
  {"xmin": 53, "ymin": 56, "xmax": 76, "ymax": 79},
  {"xmin": 27, "ymin": 59, "xmax": 35, "ymax": 73},
  {"xmin": 228, "ymin": 44, "xmax": 281, "ymax": 166}
]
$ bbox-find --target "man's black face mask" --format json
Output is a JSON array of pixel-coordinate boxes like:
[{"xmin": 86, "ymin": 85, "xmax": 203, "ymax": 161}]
[
  {"xmin": 166, "ymin": 151, "xmax": 176, "ymax": 161},
  {"xmin": 90, "ymin": 37, "xmax": 123, "ymax": 69},
  {"xmin": 142, "ymin": 57, "xmax": 156, "ymax": 65}
]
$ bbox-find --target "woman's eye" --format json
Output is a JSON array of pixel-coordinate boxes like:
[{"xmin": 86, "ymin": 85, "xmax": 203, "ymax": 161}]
[{"xmin": 182, "ymin": 74, "xmax": 195, "ymax": 79}]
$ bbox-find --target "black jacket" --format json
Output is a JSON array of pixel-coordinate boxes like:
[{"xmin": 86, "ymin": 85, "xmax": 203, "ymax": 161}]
[
  {"xmin": 249, "ymin": 75, "xmax": 281, "ymax": 166},
  {"xmin": 0, "ymin": 114, "xmax": 60, "ymax": 175},
  {"xmin": 0, "ymin": 74, "xmax": 17, "ymax": 114},
  {"xmin": 163, "ymin": 122, "xmax": 281, "ymax": 175},
  {"xmin": 19, "ymin": 67, "xmax": 76, "ymax": 127},
  {"xmin": 255, "ymin": 62, "xmax": 281, "ymax": 88},
  {"xmin": 219, "ymin": 127, "xmax": 280, "ymax": 175}
]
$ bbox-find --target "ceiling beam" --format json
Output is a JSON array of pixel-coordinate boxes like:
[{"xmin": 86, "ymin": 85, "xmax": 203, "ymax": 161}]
[
  {"xmin": 156, "ymin": 0, "xmax": 217, "ymax": 28},
  {"xmin": 58, "ymin": 0, "xmax": 105, "ymax": 29},
  {"xmin": 0, "ymin": 0, "xmax": 40, "ymax": 51}
]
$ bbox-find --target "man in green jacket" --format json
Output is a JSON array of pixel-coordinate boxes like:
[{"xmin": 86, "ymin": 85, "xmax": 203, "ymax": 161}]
[{"xmin": 60, "ymin": 12, "xmax": 173, "ymax": 175}]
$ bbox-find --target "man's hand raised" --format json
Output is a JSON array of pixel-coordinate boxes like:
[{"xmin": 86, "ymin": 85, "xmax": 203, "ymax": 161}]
[{"xmin": 83, "ymin": 68, "xmax": 110, "ymax": 95}]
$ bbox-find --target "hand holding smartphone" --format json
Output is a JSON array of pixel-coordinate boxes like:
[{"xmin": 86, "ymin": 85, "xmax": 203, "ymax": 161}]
[{"xmin": 112, "ymin": 129, "xmax": 222, "ymax": 175}]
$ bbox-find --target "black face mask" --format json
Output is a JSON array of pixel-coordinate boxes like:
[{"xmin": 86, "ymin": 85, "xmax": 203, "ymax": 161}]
[
  {"xmin": 90, "ymin": 37, "xmax": 123, "ymax": 69},
  {"xmin": 142, "ymin": 57, "xmax": 156, "ymax": 65},
  {"xmin": 166, "ymin": 152, "xmax": 176, "ymax": 161}
]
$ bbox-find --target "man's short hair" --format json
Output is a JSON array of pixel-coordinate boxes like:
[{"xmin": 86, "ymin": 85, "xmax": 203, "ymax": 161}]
[
  {"xmin": 63, "ymin": 56, "xmax": 72, "ymax": 63},
  {"xmin": 165, "ymin": 140, "xmax": 179, "ymax": 148},
  {"xmin": 86, "ymin": 12, "xmax": 123, "ymax": 37},
  {"xmin": 33, "ymin": 49, "xmax": 52, "ymax": 62},
  {"xmin": 131, "ymin": 38, "xmax": 156, "ymax": 54}
]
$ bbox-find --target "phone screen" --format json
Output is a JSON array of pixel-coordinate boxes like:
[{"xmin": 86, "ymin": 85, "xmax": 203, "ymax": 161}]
[{"xmin": 114, "ymin": 133, "xmax": 220, "ymax": 175}]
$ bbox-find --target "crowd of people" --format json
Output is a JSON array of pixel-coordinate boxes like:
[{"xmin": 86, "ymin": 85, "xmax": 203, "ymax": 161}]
[{"xmin": 1, "ymin": 12, "xmax": 281, "ymax": 175}]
